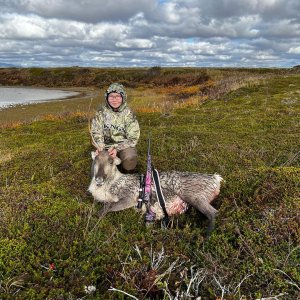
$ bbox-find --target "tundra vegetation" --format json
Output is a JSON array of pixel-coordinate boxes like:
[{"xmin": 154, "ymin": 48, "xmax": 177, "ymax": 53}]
[{"xmin": 0, "ymin": 67, "xmax": 299, "ymax": 299}]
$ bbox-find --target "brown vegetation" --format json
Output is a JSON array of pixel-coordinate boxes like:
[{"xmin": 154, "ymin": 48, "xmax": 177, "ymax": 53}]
[{"xmin": 0, "ymin": 66, "xmax": 292, "ymax": 89}]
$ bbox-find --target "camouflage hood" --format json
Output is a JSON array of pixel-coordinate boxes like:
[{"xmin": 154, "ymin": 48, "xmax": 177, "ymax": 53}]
[{"xmin": 104, "ymin": 83, "xmax": 127, "ymax": 112}]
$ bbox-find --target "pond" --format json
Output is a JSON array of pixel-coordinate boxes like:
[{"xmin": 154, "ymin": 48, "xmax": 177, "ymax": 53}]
[{"xmin": 0, "ymin": 87, "xmax": 79, "ymax": 109}]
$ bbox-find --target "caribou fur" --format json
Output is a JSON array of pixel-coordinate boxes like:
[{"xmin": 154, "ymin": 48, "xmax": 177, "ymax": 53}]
[{"xmin": 88, "ymin": 150, "xmax": 223, "ymax": 234}]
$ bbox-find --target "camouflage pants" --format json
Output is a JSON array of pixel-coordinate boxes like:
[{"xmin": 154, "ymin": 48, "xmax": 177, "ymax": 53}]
[{"xmin": 118, "ymin": 147, "xmax": 137, "ymax": 172}]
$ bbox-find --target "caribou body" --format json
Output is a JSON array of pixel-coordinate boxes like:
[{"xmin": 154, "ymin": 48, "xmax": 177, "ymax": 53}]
[{"xmin": 88, "ymin": 150, "xmax": 223, "ymax": 234}]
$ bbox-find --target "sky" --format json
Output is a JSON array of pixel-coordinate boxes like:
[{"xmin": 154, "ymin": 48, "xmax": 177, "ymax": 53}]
[{"xmin": 0, "ymin": 0, "xmax": 299, "ymax": 68}]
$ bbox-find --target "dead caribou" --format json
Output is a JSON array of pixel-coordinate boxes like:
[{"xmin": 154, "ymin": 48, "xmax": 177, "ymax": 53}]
[{"xmin": 88, "ymin": 150, "xmax": 223, "ymax": 235}]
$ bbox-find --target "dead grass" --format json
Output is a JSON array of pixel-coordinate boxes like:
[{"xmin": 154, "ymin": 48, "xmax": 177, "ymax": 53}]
[{"xmin": 0, "ymin": 150, "xmax": 13, "ymax": 164}]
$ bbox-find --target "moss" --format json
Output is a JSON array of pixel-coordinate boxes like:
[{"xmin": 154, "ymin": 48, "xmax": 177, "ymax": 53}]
[
  {"xmin": 0, "ymin": 71, "xmax": 299, "ymax": 299},
  {"xmin": 29, "ymin": 67, "xmax": 47, "ymax": 77}
]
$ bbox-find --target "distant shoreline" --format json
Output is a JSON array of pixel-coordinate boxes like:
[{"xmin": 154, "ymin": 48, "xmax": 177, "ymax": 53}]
[
  {"xmin": 0, "ymin": 86, "xmax": 84, "ymax": 110},
  {"xmin": 0, "ymin": 86, "xmax": 101, "ymax": 125}
]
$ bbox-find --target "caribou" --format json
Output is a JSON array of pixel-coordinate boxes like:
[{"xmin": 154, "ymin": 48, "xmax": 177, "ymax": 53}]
[{"xmin": 88, "ymin": 150, "xmax": 223, "ymax": 235}]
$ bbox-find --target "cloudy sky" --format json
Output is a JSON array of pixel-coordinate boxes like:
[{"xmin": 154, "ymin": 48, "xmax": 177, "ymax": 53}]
[{"xmin": 1, "ymin": 0, "xmax": 299, "ymax": 67}]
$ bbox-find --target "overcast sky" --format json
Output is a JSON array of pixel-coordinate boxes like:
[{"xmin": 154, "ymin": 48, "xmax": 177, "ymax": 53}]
[{"xmin": 0, "ymin": 0, "xmax": 299, "ymax": 68}]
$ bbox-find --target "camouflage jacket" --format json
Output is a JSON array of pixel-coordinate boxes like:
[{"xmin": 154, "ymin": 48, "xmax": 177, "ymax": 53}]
[{"xmin": 91, "ymin": 84, "xmax": 140, "ymax": 151}]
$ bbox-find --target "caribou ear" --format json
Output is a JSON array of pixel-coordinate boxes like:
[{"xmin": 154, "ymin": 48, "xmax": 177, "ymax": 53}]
[
  {"xmin": 91, "ymin": 151, "xmax": 97, "ymax": 160},
  {"xmin": 114, "ymin": 157, "xmax": 121, "ymax": 165}
]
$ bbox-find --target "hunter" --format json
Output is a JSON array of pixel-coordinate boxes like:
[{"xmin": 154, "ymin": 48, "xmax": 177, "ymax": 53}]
[{"xmin": 91, "ymin": 83, "xmax": 140, "ymax": 173}]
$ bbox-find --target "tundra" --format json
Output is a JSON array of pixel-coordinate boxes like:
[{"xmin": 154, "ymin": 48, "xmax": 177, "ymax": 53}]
[{"xmin": 88, "ymin": 150, "xmax": 223, "ymax": 234}]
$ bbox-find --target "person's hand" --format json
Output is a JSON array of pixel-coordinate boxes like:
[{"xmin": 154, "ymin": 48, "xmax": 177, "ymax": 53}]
[
  {"xmin": 95, "ymin": 145, "xmax": 105, "ymax": 155},
  {"xmin": 108, "ymin": 148, "xmax": 117, "ymax": 158}
]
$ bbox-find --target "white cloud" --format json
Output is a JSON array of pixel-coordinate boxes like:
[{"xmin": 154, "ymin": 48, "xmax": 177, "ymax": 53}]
[
  {"xmin": 167, "ymin": 40, "xmax": 228, "ymax": 56},
  {"xmin": 92, "ymin": 56, "xmax": 117, "ymax": 62},
  {"xmin": 0, "ymin": 14, "xmax": 48, "ymax": 39},
  {"xmin": 263, "ymin": 19, "xmax": 300, "ymax": 38},
  {"xmin": 288, "ymin": 46, "xmax": 300, "ymax": 54},
  {"xmin": 253, "ymin": 51, "xmax": 278, "ymax": 60},
  {"xmin": 88, "ymin": 23, "xmax": 127, "ymax": 40},
  {"xmin": 116, "ymin": 39, "xmax": 154, "ymax": 49},
  {"xmin": 219, "ymin": 55, "xmax": 232, "ymax": 60},
  {"xmin": 3, "ymin": 0, "xmax": 157, "ymax": 23}
]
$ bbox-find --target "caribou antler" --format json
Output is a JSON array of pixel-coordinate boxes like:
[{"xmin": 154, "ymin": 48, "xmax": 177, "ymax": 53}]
[{"xmin": 88, "ymin": 98, "xmax": 104, "ymax": 152}]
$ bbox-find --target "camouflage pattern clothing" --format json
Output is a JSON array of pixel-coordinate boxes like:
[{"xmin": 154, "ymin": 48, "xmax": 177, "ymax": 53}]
[{"xmin": 91, "ymin": 83, "xmax": 140, "ymax": 151}]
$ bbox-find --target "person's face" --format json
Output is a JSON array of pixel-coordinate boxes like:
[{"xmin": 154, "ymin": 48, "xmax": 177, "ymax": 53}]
[{"xmin": 107, "ymin": 93, "xmax": 123, "ymax": 109}]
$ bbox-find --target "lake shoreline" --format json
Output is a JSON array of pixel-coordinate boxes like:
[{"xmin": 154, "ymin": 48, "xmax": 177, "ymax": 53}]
[
  {"xmin": 0, "ymin": 86, "xmax": 101, "ymax": 125},
  {"xmin": 0, "ymin": 86, "xmax": 87, "ymax": 109}
]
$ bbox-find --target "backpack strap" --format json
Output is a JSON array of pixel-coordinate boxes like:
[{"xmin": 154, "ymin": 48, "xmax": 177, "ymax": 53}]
[{"xmin": 152, "ymin": 168, "xmax": 169, "ymax": 227}]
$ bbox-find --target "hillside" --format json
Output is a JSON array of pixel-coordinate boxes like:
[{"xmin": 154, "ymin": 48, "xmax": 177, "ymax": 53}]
[
  {"xmin": 0, "ymin": 71, "xmax": 299, "ymax": 299},
  {"xmin": 0, "ymin": 66, "xmax": 211, "ymax": 88},
  {"xmin": 0, "ymin": 66, "xmax": 295, "ymax": 125},
  {"xmin": 0, "ymin": 66, "xmax": 294, "ymax": 88}
]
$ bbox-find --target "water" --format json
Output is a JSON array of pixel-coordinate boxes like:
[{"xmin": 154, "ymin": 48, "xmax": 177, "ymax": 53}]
[{"xmin": 0, "ymin": 87, "xmax": 79, "ymax": 109}]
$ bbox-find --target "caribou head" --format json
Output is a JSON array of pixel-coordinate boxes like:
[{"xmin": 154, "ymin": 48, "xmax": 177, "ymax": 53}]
[{"xmin": 91, "ymin": 150, "xmax": 121, "ymax": 186}]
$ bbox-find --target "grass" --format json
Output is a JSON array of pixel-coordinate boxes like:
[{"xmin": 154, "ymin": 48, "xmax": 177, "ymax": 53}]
[{"xmin": 0, "ymin": 69, "xmax": 299, "ymax": 299}]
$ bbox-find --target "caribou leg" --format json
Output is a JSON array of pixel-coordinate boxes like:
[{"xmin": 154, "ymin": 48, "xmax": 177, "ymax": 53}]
[
  {"xmin": 206, "ymin": 210, "xmax": 218, "ymax": 238},
  {"xmin": 97, "ymin": 198, "xmax": 137, "ymax": 218},
  {"xmin": 97, "ymin": 203, "xmax": 113, "ymax": 218},
  {"xmin": 189, "ymin": 198, "xmax": 218, "ymax": 237},
  {"xmin": 204, "ymin": 206, "xmax": 218, "ymax": 238}
]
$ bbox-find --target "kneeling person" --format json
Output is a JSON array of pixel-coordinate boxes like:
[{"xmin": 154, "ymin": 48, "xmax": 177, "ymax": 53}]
[{"xmin": 91, "ymin": 83, "xmax": 140, "ymax": 173}]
